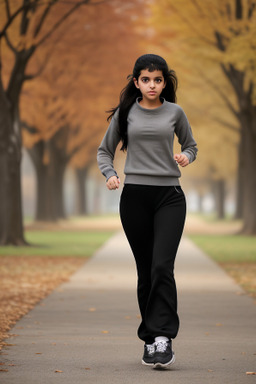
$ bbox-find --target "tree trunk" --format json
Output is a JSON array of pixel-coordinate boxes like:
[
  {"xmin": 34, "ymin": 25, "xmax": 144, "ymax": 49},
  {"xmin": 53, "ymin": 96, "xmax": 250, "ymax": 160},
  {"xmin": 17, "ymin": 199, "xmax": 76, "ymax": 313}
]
[
  {"xmin": 219, "ymin": 64, "xmax": 256, "ymax": 234},
  {"xmin": 197, "ymin": 191, "xmax": 204, "ymax": 213},
  {"xmin": 234, "ymin": 132, "xmax": 244, "ymax": 219},
  {"xmin": 36, "ymin": 163, "xmax": 59, "ymax": 221},
  {"xmin": 27, "ymin": 142, "xmax": 58, "ymax": 221},
  {"xmin": 213, "ymin": 179, "xmax": 225, "ymax": 219},
  {"xmin": 75, "ymin": 167, "xmax": 89, "ymax": 215},
  {"xmin": 51, "ymin": 158, "xmax": 66, "ymax": 220},
  {"xmin": 0, "ymin": 86, "xmax": 27, "ymax": 245},
  {"xmin": 240, "ymin": 110, "xmax": 256, "ymax": 234},
  {"xmin": 28, "ymin": 142, "xmax": 68, "ymax": 221}
]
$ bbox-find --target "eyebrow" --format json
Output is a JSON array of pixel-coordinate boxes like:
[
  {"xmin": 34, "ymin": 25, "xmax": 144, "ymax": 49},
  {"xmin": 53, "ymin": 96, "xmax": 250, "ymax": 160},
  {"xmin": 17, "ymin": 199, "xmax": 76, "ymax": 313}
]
[{"xmin": 141, "ymin": 76, "xmax": 163, "ymax": 79}]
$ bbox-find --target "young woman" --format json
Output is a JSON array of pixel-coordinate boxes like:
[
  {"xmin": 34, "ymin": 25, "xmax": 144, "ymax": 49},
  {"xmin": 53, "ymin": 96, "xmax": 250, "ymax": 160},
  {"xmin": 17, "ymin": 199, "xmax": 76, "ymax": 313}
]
[{"xmin": 97, "ymin": 54, "xmax": 198, "ymax": 369}]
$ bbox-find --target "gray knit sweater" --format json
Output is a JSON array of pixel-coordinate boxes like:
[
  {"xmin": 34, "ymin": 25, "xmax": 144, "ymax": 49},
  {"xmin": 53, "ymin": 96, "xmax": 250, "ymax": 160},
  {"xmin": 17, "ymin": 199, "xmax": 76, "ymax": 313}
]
[{"xmin": 97, "ymin": 98, "xmax": 198, "ymax": 186}]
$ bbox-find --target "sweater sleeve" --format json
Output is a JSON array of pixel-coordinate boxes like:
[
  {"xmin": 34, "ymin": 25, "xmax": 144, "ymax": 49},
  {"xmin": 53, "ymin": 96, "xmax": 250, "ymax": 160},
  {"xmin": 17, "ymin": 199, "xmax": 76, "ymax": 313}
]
[
  {"xmin": 175, "ymin": 107, "xmax": 198, "ymax": 163},
  {"xmin": 97, "ymin": 111, "xmax": 121, "ymax": 181}
]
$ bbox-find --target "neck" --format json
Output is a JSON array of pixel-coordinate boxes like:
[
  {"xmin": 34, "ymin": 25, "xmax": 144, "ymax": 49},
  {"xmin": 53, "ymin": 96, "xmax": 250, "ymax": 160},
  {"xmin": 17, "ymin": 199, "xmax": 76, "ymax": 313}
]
[{"xmin": 139, "ymin": 97, "xmax": 163, "ymax": 109}]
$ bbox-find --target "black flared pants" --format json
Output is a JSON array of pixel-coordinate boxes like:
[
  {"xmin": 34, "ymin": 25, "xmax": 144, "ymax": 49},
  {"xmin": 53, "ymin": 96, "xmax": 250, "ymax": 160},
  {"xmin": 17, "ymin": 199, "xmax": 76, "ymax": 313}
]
[{"xmin": 119, "ymin": 184, "xmax": 186, "ymax": 344}]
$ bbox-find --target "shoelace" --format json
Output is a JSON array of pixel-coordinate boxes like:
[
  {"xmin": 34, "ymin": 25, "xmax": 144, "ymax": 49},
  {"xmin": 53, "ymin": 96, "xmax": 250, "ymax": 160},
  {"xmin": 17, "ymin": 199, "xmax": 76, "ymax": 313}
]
[
  {"xmin": 146, "ymin": 344, "xmax": 155, "ymax": 355},
  {"xmin": 155, "ymin": 341, "xmax": 168, "ymax": 353}
]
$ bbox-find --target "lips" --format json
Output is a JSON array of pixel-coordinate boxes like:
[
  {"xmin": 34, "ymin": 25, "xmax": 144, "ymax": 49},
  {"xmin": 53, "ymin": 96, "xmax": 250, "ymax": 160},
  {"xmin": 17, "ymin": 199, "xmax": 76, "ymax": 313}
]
[{"xmin": 148, "ymin": 92, "xmax": 156, "ymax": 95}]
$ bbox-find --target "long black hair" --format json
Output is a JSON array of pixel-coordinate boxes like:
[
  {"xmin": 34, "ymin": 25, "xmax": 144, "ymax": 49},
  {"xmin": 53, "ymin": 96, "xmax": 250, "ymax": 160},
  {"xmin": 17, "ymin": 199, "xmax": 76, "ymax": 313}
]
[{"xmin": 107, "ymin": 54, "xmax": 178, "ymax": 151}]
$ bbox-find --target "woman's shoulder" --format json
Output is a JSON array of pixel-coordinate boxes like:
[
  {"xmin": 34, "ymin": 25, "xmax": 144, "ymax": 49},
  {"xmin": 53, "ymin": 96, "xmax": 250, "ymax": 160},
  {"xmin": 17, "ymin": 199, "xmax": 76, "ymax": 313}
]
[
  {"xmin": 164, "ymin": 101, "xmax": 183, "ymax": 112},
  {"xmin": 164, "ymin": 101, "xmax": 187, "ymax": 118}
]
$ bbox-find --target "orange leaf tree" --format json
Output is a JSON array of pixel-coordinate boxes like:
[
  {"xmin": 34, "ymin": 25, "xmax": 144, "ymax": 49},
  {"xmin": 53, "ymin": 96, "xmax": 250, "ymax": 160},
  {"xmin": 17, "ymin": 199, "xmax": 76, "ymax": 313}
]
[
  {"xmin": 20, "ymin": 1, "xmax": 143, "ymax": 219},
  {"xmin": 150, "ymin": 0, "xmax": 256, "ymax": 232},
  {"xmin": 0, "ymin": 0, "xmax": 107, "ymax": 244}
]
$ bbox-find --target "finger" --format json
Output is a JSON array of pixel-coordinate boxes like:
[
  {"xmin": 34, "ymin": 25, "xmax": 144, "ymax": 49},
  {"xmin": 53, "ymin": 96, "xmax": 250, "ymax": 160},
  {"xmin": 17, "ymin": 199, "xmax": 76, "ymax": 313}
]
[
  {"xmin": 180, "ymin": 160, "xmax": 189, "ymax": 167},
  {"xmin": 114, "ymin": 178, "xmax": 120, "ymax": 189}
]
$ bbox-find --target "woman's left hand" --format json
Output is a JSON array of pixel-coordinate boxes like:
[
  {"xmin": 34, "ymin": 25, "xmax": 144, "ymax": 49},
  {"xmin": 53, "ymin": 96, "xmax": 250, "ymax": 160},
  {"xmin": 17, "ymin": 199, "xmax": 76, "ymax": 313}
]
[{"xmin": 174, "ymin": 153, "xmax": 189, "ymax": 167}]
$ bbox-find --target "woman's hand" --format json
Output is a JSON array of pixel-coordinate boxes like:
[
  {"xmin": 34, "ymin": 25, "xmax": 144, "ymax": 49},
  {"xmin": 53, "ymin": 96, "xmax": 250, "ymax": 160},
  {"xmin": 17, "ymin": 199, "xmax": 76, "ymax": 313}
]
[
  {"xmin": 174, "ymin": 153, "xmax": 189, "ymax": 167},
  {"xmin": 106, "ymin": 176, "xmax": 120, "ymax": 190}
]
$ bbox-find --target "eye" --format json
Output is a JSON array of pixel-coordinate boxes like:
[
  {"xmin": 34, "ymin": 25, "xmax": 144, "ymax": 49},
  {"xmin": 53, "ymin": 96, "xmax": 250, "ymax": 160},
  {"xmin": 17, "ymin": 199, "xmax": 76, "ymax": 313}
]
[
  {"xmin": 155, "ymin": 78, "xmax": 163, "ymax": 83},
  {"xmin": 141, "ymin": 78, "xmax": 149, "ymax": 83}
]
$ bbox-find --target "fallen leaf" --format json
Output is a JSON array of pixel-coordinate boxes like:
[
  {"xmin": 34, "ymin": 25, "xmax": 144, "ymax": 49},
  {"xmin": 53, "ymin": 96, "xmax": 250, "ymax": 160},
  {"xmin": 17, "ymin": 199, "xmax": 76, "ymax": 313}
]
[
  {"xmin": 246, "ymin": 372, "xmax": 256, "ymax": 375},
  {"xmin": 216, "ymin": 323, "xmax": 223, "ymax": 327},
  {"xmin": 0, "ymin": 369, "xmax": 8, "ymax": 372},
  {"xmin": 124, "ymin": 316, "xmax": 131, "ymax": 319},
  {"xmin": 208, "ymin": 369, "xmax": 214, "ymax": 372},
  {"xmin": 84, "ymin": 367, "xmax": 91, "ymax": 370},
  {"xmin": 55, "ymin": 370, "xmax": 63, "ymax": 373},
  {"xmin": 35, "ymin": 353, "xmax": 42, "ymax": 354},
  {"xmin": 101, "ymin": 330, "xmax": 109, "ymax": 334},
  {"xmin": 89, "ymin": 308, "xmax": 96, "ymax": 312}
]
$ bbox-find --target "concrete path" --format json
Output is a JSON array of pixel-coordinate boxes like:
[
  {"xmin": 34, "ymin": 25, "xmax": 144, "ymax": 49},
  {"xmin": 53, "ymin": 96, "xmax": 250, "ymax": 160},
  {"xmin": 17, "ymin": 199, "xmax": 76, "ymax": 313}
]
[{"xmin": 1, "ymin": 232, "xmax": 256, "ymax": 384}]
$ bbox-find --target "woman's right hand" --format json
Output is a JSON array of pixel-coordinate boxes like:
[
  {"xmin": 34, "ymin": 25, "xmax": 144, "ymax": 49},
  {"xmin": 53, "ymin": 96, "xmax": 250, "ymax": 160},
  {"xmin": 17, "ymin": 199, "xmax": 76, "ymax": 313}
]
[{"xmin": 106, "ymin": 176, "xmax": 120, "ymax": 190}]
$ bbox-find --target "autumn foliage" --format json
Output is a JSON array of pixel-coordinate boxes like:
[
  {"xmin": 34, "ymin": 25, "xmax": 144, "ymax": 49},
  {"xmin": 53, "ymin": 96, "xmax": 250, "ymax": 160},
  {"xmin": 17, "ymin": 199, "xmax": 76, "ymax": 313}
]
[
  {"xmin": 148, "ymin": 0, "xmax": 256, "ymax": 233},
  {"xmin": 0, "ymin": 0, "xmax": 143, "ymax": 238}
]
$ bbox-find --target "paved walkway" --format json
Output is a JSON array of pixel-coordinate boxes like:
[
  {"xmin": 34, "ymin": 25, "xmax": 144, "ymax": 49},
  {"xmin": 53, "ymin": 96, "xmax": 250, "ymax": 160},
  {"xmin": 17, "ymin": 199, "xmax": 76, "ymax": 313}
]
[{"xmin": 1, "ymin": 232, "xmax": 256, "ymax": 384}]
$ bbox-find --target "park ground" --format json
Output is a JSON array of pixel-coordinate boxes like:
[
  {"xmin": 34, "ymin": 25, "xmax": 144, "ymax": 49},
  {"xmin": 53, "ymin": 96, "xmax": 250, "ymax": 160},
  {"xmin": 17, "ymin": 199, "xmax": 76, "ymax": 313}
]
[{"xmin": 0, "ymin": 214, "xmax": 255, "ymax": 351}]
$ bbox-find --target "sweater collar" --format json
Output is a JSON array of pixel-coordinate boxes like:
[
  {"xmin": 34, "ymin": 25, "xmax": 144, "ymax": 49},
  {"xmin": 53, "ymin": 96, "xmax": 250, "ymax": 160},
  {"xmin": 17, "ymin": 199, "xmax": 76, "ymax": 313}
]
[{"xmin": 136, "ymin": 97, "xmax": 166, "ymax": 113}]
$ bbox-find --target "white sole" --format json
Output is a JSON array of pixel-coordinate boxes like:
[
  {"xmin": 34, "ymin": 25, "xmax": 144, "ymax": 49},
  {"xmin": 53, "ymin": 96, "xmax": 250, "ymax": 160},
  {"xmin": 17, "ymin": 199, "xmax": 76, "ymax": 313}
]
[
  {"xmin": 142, "ymin": 359, "xmax": 154, "ymax": 366},
  {"xmin": 153, "ymin": 353, "xmax": 175, "ymax": 369}
]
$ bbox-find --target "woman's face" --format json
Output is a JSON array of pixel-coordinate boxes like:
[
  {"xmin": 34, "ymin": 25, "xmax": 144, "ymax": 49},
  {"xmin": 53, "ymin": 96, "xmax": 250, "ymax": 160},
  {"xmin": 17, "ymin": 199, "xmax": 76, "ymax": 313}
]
[{"xmin": 133, "ymin": 69, "xmax": 166, "ymax": 103}]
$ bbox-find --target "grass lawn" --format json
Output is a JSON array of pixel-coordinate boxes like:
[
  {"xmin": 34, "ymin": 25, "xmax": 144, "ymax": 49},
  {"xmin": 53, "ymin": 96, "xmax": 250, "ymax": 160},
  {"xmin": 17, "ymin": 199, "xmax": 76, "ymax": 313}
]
[
  {"xmin": 189, "ymin": 234, "xmax": 256, "ymax": 298},
  {"xmin": 0, "ymin": 231, "xmax": 114, "ymax": 257}
]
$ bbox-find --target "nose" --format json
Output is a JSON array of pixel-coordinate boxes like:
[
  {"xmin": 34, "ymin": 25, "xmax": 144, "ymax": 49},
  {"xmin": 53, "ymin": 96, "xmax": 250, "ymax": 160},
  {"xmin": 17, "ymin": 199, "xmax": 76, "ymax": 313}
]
[{"xmin": 149, "ymin": 80, "xmax": 155, "ymax": 88}]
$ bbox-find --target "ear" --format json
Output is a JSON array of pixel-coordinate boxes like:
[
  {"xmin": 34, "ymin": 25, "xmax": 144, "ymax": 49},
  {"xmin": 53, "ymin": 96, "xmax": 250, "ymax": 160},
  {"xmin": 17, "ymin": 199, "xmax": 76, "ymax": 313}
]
[
  {"xmin": 163, "ymin": 80, "xmax": 166, "ymax": 89},
  {"xmin": 133, "ymin": 77, "xmax": 140, "ymax": 89}
]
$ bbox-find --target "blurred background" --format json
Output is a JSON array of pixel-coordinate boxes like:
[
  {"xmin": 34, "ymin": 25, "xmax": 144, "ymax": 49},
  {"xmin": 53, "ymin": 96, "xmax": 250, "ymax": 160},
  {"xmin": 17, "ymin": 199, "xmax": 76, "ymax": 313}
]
[
  {"xmin": 1, "ymin": 0, "xmax": 255, "ymax": 240},
  {"xmin": 0, "ymin": 0, "xmax": 256, "ymax": 349}
]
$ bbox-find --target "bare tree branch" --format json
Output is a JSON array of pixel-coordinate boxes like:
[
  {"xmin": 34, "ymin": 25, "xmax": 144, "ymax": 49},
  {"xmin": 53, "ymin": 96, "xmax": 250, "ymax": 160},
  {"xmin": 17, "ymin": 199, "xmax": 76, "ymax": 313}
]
[
  {"xmin": 220, "ymin": 63, "xmax": 245, "ymax": 101},
  {"xmin": 20, "ymin": 0, "xmax": 32, "ymax": 35},
  {"xmin": 213, "ymin": 116, "xmax": 239, "ymax": 132},
  {"xmin": 248, "ymin": 0, "xmax": 256, "ymax": 19},
  {"xmin": 169, "ymin": 3, "xmax": 217, "ymax": 47},
  {"xmin": 200, "ymin": 69, "xmax": 239, "ymax": 118},
  {"xmin": 23, "ymin": 45, "xmax": 56, "ymax": 80},
  {"xmin": 4, "ymin": 32, "xmax": 18, "ymax": 54},
  {"xmin": 58, "ymin": 0, "xmax": 106, "ymax": 4},
  {"xmin": 190, "ymin": 0, "xmax": 205, "ymax": 16},
  {"xmin": 35, "ymin": 0, "xmax": 90, "ymax": 48},
  {"xmin": 5, "ymin": 0, "xmax": 11, "ymax": 20},
  {"xmin": 214, "ymin": 30, "xmax": 227, "ymax": 51},
  {"xmin": 33, "ymin": 1, "xmax": 56, "ymax": 38},
  {"xmin": 0, "ymin": 3, "xmax": 30, "ymax": 37},
  {"xmin": 0, "ymin": 0, "xmax": 60, "ymax": 37}
]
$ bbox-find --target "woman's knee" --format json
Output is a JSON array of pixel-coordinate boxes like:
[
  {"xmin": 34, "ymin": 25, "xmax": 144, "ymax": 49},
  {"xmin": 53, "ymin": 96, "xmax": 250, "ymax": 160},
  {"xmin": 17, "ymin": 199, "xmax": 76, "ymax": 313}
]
[{"xmin": 152, "ymin": 263, "xmax": 174, "ymax": 281}]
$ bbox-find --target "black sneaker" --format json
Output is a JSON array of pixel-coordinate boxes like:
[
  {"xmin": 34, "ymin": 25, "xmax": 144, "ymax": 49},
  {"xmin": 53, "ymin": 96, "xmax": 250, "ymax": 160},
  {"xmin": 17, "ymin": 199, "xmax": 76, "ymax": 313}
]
[
  {"xmin": 153, "ymin": 340, "xmax": 175, "ymax": 369},
  {"xmin": 142, "ymin": 343, "xmax": 155, "ymax": 366}
]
